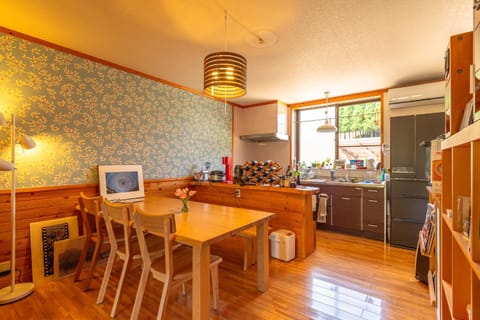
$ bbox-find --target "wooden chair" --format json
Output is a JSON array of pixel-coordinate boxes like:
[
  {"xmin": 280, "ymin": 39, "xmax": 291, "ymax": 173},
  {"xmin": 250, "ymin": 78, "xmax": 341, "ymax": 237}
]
[
  {"xmin": 237, "ymin": 226, "xmax": 272, "ymax": 271},
  {"xmin": 131, "ymin": 208, "xmax": 223, "ymax": 320},
  {"xmin": 95, "ymin": 199, "xmax": 140, "ymax": 318},
  {"xmin": 237, "ymin": 227, "xmax": 257, "ymax": 271},
  {"xmin": 73, "ymin": 192, "xmax": 106, "ymax": 291}
]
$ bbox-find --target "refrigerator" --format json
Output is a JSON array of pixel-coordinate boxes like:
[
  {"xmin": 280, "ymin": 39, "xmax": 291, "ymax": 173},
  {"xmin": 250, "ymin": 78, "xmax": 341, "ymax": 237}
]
[{"xmin": 389, "ymin": 112, "xmax": 444, "ymax": 249}]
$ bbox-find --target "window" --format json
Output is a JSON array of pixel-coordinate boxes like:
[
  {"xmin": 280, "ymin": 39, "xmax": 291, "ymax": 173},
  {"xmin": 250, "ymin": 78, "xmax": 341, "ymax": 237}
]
[{"xmin": 293, "ymin": 98, "xmax": 381, "ymax": 167}]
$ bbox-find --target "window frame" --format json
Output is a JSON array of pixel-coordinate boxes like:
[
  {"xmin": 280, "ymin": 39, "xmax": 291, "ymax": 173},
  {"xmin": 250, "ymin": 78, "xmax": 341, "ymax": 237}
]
[{"xmin": 292, "ymin": 94, "xmax": 383, "ymax": 166}]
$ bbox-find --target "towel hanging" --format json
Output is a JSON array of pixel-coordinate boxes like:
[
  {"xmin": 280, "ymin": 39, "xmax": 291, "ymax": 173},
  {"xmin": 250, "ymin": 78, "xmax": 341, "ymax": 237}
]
[{"xmin": 317, "ymin": 193, "xmax": 328, "ymax": 223}]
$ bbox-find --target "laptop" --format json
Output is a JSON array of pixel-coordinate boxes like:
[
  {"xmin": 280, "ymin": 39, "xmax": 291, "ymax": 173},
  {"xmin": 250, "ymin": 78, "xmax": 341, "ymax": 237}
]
[{"xmin": 98, "ymin": 165, "xmax": 145, "ymax": 203}]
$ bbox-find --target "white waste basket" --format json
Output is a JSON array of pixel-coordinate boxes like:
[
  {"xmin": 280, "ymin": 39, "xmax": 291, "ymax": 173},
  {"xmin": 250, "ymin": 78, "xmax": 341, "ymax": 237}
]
[{"xmin": 269, "ymin": 229, "xmax": 295, "ymax": 261}]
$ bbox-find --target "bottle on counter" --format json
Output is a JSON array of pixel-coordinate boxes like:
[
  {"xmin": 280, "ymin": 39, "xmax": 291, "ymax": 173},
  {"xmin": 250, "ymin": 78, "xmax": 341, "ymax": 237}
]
[
  {"xmin": 289, "ymin": 175, "xmax": 296, "ymax": 188},
  {"xmin": 380, "ymin": 168, "xmax": 386, "ymax": 182}
]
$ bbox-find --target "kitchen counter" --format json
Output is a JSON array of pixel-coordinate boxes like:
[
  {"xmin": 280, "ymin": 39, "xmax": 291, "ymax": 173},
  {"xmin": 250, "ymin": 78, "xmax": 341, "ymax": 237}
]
[
  {"xmin": 191, "ymin": 181, "xmax": 320, "ymax": 193},
  {"xmin": 189, "ymin": 181, "xmax": 319, "ymax": 258},
  {"xmin": 301, "ymin": 179, "xmax": 385, "ymax": 189}
]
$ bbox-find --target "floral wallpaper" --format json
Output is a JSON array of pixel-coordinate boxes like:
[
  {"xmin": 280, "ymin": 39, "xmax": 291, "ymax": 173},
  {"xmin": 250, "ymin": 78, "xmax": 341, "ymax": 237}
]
[{"xmin": 0, "ymin": 32, "xmax": 232, "ymax": 188}]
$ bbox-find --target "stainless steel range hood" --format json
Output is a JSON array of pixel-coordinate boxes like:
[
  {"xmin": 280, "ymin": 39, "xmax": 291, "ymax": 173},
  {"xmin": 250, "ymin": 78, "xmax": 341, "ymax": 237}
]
[{"xmin": 239, "ymin": 132, "xmax": 289, "ymax": 142}]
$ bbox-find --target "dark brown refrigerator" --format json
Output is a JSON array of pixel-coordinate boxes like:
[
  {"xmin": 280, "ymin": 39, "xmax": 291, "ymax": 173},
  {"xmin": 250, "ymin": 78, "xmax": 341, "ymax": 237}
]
[{"xmin": 389, "ymin": 112, "xmax": 444, "ymax": 249}]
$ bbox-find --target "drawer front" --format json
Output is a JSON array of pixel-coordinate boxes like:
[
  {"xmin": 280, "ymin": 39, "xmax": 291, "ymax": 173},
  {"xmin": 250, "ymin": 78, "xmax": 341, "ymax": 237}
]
[
  {"xmin": 363, "ymin": 187, "xmax": 384, "ymax": 200},
  {"xmin": 363, "ymin": 199, "xmax": 385, "ymax": 224},
  {"xmin": 332, "ymin": 194, "xmax": 361, "ymax": 230},
  {"xmin": 363, "ymin": 220, "xmax": 384, "ymax": 233},
  {"xmin": 330, "ymin": 185, "xmax": 362, "ymax": 196}
]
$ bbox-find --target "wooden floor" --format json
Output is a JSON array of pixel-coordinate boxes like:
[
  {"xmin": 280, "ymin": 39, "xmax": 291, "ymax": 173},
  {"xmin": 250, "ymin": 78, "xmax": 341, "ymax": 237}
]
[{"xmin": 1, "ymin": 230, "xmax": 436, "ymax": 319}]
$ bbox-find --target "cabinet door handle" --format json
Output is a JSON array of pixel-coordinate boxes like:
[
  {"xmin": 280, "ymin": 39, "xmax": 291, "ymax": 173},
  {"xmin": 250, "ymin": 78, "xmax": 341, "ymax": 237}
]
[
  {"xmin": 367, "ymin": 199, "xmax": 378, "ymax": 203},
  {"xmin": 367, "ymin": 189, "xmax": 378, "ymax": 193},
  {"xmin": 341, "ymin": 197, "xmax": 350, "ymax": 200},
  {"xmin": 367, "ymin": 224, "xmax": 378, "ymax": 228},
  {"xmin": 355, "ymin": 188, "xmax": 361, "ymax": 190}
]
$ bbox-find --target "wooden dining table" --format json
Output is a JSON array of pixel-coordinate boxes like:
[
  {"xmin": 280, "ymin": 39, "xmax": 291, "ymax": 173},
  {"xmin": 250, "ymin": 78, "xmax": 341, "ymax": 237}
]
[{"xmin": 135, "ymin": 195, "xmax": 275, "ymax": 320}]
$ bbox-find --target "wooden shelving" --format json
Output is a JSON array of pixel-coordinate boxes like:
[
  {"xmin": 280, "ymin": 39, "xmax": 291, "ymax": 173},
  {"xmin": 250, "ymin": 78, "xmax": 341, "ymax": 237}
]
[
  {"xmin": 440, "ymin": 120, "xmax": 480, "ymax": 320},
  {"xmin": 441, "ymin": 280, "xmax": 454, "ymax": 319},
  {"xmin": 427, "ymin": 270, "xmax": 435, "ymax": 306}
]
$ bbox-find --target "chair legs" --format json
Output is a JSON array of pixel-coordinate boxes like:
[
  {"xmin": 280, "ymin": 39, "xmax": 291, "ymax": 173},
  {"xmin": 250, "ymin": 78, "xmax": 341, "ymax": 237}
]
[
  {"xmin": 73, "ymin": 237, "xmax": 92, "ymax": 282},
  {"xmin": 96, "ymin": 244, "xmax": 116, "ymax": 304},
  {"xmin": 211, "ymin": 263, "xmax": 220, "ymax": 310},
  {"xmin": 130, "ymin": 263, "xmax": 151, "ymax": 320},
  {"xmin": 83, "ymin": 238, "xmax": 104, "ymax": 291},
  {"xmin": 240, "ymin": 233, "xmax": 256, "ymax": 271}
]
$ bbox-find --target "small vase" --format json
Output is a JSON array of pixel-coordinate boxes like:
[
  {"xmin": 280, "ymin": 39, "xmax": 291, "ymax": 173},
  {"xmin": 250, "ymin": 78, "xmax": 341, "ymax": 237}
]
[{"xmin": 181, "ymin": 199, "xmax": 189, "ymax": 213}]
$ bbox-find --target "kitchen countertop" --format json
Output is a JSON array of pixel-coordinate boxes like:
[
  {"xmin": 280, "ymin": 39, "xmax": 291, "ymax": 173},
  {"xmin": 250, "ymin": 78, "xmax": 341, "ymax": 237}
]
[
  {"xmin": 190, "ymin": 181, "xmax": 320, "ymax": 194},
  {"xmin": 301, "ymin": 179, "xmax": 385, "ymax": 188}
]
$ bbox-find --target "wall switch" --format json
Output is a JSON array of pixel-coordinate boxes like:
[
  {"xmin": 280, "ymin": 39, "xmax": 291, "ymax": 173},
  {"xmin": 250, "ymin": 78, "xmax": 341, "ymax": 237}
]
[{"xmin": 235, "ymin": 189, "xmax": 241, "ymax": 198}]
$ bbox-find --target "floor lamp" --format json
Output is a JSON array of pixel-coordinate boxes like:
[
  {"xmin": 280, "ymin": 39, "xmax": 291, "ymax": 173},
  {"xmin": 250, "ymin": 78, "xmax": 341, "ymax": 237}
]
[{"xmin": 0, "ymin": 113, "xmax": 36, "ymax": 304}]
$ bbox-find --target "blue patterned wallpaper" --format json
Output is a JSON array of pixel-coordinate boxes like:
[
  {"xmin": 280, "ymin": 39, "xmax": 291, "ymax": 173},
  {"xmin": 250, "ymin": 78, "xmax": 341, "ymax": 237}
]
[{"xmin": 0, "ymin": 32, "xmax": 232, "ymax": 188}]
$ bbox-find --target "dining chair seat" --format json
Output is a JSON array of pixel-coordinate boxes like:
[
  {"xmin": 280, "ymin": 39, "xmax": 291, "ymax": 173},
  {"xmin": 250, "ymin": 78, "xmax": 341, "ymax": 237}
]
[{"xmin": 131, "ymin": 207, "xmax": 223, "ymax": 320}]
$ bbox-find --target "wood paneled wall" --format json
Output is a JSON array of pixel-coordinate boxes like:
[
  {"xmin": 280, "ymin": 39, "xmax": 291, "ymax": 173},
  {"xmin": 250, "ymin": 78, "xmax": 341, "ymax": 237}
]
[{"xmin": 0, "ymin": 177, "xmax": 192, "ymax": 287}]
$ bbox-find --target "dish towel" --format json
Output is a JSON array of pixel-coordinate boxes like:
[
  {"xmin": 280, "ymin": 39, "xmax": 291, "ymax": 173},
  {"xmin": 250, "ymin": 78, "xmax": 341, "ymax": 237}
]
[{"xmin": 317, "ymin": 193, "xmax": 328, "ymax": 223}]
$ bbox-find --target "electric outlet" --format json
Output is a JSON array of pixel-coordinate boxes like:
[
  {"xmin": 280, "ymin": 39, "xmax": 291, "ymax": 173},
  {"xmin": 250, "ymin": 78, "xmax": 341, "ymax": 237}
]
[
  {"xmin": 235, "ymin": 189, "xmax": 241, "ymax": 198},
  {"xmin": 0, "ymin": 261, "xmax": 11, "ymax": 276}
]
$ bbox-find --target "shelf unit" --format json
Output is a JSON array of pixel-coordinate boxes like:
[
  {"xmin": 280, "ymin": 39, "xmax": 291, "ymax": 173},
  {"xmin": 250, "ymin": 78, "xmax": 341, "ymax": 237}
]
[
  {"xmin": 444, "ymin": 31, "xmax": 472, "ymax": 137},
  {"xmin": 440, "ymin": 119, "xmax": 480, "ymax": 320}
]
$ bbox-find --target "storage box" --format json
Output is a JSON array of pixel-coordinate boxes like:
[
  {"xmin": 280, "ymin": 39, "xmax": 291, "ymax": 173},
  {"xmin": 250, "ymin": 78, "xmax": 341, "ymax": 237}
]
[{"xmin": 269, "ymin": 229, "xmax": 295, "ymax": 261}]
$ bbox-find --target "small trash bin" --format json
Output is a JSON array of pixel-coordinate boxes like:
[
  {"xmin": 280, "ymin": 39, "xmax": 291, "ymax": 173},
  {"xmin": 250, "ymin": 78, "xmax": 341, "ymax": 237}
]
[{"xmin": 269, "ymin": 229, "xmax": 295, "ymax": 261}]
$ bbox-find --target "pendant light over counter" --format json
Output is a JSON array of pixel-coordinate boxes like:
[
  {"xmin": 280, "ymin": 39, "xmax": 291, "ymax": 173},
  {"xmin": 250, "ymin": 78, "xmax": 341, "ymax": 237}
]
[
  {"xmin": 203, "ymin": 10, "xmax": 247, "ymax": 99},
  {"xmin": 316, "ymin": 91, "xmax": 337, "ymax": 132},
  {"xmin": 204, "ymin": 51, "xmax": 247, "ymax": 98}
]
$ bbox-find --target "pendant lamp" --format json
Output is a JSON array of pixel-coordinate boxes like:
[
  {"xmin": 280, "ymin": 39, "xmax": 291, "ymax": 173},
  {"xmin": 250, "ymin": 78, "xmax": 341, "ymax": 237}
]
[
  {"xmin": 0, "ymin": 113, "xmax": 36, "ymax": 304},
  {"xmin": 316, "ymin": 91, "xmax": 337, "ymax": 132},
  {"xmin": 204, "ymin": 10, "xmax": 247, "ymax": 98}
]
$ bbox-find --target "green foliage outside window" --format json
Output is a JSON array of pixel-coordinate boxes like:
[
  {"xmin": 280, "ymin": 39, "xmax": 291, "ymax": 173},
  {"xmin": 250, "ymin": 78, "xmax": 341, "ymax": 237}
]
[{"xmin": 338, "ymin": 101, "xmax": 380, "ymax": 139}]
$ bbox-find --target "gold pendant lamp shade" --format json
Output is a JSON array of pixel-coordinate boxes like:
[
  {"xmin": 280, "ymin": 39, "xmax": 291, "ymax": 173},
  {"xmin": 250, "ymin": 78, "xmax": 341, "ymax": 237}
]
[{"xmin": 203, "ymin": 51, "xmax": 247, "ymax": 98}]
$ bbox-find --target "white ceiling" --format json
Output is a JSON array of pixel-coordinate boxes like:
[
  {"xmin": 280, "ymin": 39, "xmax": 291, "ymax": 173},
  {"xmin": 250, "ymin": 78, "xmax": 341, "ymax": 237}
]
[{"xmin": 0, "ymin": 0, "xmax": 473, "ymax": 106}]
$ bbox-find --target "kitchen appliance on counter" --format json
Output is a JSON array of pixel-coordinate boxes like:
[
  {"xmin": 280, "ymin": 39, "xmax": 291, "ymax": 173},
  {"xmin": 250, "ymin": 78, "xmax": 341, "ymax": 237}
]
[
  {"xmin": 389, "ymin": 112, "xmax": 444, "ymax": 249},
  {"xmin": 209, "ymin": 170, "xmax": 225, "ymax": 182},
  {"xmin": 222, "ymin": 156, "xmax": 232, "ymax": 183}
]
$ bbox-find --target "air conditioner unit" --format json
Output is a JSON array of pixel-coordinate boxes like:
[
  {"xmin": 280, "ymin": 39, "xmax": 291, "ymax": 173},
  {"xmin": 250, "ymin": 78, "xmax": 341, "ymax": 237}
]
[{"xmin": 388, "ymin": 81, "xmax": 445, "ymax": 109}]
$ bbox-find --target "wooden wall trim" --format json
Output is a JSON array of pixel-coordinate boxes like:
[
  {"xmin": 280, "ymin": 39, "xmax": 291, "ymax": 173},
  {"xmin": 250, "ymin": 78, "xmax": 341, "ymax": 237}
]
[
  {"xmin": 0, "ymin": 177, "xmax": 192, "ymax": 287},
  {"xmin": 288, "ymin": 89, "xmax": 387, "ymax": 109}
]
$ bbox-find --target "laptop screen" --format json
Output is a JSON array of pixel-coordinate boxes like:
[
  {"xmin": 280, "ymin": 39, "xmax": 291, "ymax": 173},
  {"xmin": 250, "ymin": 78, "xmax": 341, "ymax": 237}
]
[{"xmin": 98, "ymin": 165, "xmax": 145, "ymax": 201}]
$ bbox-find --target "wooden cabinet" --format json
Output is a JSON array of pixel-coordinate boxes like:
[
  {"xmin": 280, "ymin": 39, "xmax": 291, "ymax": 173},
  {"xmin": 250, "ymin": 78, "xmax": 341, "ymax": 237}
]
[
  {"xmin": 190, "ymin": 182, "xmax": 318, "ymax": 258},
  {"xmin": 303, "ymin": 181, "xmax": 386, "ymax": 240},
  {"xmin": 331, "ymin": 186, "xmax": 362, "ymax": 232},
  {"xmin": 440, "ymin": 119, "xmax": 480, "ymax": 320},
  {"xmin": 444, "ymin": 31, "xmax": 472, "ymax": 137},
  {"xmin": 362, "ymin": 187, "xmax": 385, "ymax": 241}
]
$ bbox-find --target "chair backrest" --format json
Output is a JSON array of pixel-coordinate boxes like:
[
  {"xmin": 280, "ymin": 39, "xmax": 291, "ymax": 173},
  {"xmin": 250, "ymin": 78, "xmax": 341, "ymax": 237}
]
[
  {"xmin": 134, "ymin": 207, "xmax": 176, "ymax": 276},
  {"xmin": 78, "ymin": 192, "xmax": 103, "ymax": 236},
  {"xmin": 102, "ymin": 199, "xmax": 135, "ymax": 255}
]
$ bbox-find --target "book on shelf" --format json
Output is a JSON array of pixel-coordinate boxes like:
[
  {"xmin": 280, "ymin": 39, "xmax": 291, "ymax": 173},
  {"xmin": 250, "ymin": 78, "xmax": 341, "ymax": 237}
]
[{"xmin": 421, "ymin": 203, "xmax": 436, "ymax": 256}]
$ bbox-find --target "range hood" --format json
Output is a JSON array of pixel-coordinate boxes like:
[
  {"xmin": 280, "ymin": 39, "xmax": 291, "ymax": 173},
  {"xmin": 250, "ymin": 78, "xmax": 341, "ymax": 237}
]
[
  {"xmin": 240, "ymin": 132, "xmax": 289, "ymax": 142},
  {"xmin": 236, "ymin": 101, "xmax": 290, "ymax": 143}
]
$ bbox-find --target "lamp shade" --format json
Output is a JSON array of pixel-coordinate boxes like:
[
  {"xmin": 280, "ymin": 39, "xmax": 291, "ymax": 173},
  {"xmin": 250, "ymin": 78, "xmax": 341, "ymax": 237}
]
[
  {"xmin": 316, "ymin": 120, "xmax": 337, "ymax": 132},
  {"xmin": 0, "ymin": 159, "xmax": 14, "ymax": 171},
  {"xmin": 204, "ymin": 51, "xmax": 247, "ymax": 98},
  {"xmin": 18, "ymin": 134, "xmax": 36, "ymax": 150},
  {"xmin": 0, "ymin": 112, "xmax": 6, "ymax": 127}
]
